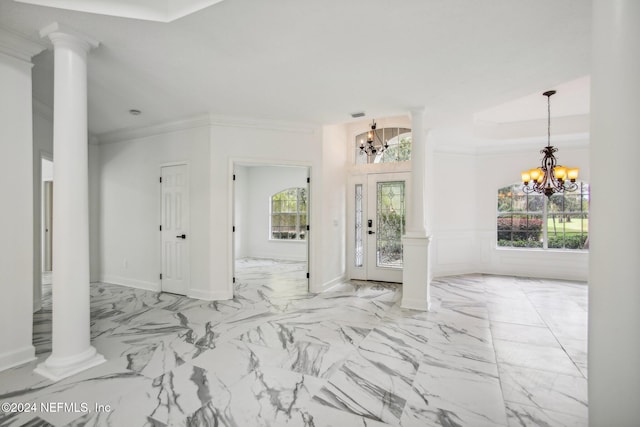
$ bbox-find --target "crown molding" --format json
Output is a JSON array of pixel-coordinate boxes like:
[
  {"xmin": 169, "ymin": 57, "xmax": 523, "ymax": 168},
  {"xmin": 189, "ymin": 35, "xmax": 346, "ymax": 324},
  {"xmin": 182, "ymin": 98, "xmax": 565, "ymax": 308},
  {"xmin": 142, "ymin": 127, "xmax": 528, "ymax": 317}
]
[
  {"xmin": 96, "ymin": 113, "xmax": 318, "ymax": 144},
  {"xmin": 0, "ymin": 27, "xmax": 46, "ymax": 62},
  {"xmin": 433, "ymin": 132, "xmax": 590, "ymax": 156},
  {"xmin": 208, "ymin": 114, "xmax": 318, "ymax": 134},
  {"xmin": 96, "ymin": 114, "xmax": 211, "ymax": 144},
  {"xmin": 475, "ymin": 133, "xmax": 590, "ymax": 156}
]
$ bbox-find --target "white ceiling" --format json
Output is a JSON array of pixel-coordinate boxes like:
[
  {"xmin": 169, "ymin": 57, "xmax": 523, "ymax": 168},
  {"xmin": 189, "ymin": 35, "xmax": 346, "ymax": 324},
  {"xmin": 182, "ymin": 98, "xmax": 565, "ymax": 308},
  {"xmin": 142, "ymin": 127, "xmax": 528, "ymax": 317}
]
[{"xmin": 0, "ymin": 0, "xmax": 591, "ymax": 136}]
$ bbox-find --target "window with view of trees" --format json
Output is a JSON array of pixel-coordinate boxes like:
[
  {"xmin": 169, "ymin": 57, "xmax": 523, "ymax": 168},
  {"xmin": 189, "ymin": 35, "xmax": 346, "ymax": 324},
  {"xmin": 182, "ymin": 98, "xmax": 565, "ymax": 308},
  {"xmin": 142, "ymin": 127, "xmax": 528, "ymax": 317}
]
[
  {"xmin": 355, "ymin": 127, "xmax": 412, "ymax": 165},
  {"xmin": 497, "ymin": 182, "xmax": 589, "ymax": 249},
  {"xmin": 271, "ymin": 187, "xmax": 307, "ymax": 240}
]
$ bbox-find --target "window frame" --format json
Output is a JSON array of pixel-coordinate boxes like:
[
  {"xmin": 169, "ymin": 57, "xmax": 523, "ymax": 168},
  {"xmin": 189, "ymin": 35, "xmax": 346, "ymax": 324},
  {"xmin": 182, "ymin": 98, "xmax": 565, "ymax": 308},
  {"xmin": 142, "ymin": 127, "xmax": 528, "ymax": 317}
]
[
  {"xmin": 270, "ymin": 187, "xmax": 307, "ymax": 241},
  {"xmin": 354, "ymin": 127, "xmax": 412, "ymax": 165},
  {"xmin": 497, "ymin": 182, "xmax": 589, "ymax": 251}
]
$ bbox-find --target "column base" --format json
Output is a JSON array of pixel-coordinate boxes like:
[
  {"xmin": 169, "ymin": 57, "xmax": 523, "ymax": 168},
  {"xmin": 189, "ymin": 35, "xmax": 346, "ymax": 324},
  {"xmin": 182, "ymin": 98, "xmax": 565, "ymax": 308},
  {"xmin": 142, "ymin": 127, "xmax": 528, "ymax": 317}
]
[
  {"xmin": 34, "ymin": 346, "xmax": 105, "ymax": 382},
  {"xmin": 401, "ymin": 234, "xmax": 432, "ymax": 311}
]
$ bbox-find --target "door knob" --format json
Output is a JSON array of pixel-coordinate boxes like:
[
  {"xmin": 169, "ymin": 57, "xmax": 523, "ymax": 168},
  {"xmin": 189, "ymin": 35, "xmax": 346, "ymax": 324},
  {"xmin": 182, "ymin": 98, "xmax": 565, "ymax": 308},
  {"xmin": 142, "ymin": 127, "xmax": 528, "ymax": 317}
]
[
  {"xmin": 176, "ymin": 234, "xmax": 186, "ymax": 239},
  {"xmin": 368, "ymin": 230, "xmax": 375, "ymax": 235}
]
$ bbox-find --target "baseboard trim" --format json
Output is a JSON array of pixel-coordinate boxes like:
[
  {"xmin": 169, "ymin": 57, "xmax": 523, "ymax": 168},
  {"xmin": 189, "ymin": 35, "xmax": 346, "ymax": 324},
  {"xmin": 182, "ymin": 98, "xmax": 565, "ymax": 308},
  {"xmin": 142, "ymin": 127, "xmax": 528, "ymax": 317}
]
[
  {"xmin": 100, "ymin": 275, "xmax": 160, "ymax": 292},
  {"xmin": 316, "ymin": 275, "xmax": 346, "ymax": 293},
  {"xmin": 0, "ymin": 345, "xmax": 36, "ymax": 373},
  {"xmin": 401, "ymin": 297, "xmax": 431, "ymax": 312},
  {"xmin": 188, "ymin": 288, "xmax": 233, "ymax": 301}
]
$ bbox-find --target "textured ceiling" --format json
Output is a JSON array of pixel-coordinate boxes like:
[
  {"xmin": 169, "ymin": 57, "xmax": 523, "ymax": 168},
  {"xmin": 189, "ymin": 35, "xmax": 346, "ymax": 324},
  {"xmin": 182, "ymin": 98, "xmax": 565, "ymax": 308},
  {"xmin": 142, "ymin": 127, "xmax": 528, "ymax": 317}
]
[{"xmin": 0, "ymin": 0, "xmax": 591, "ymax": 136}]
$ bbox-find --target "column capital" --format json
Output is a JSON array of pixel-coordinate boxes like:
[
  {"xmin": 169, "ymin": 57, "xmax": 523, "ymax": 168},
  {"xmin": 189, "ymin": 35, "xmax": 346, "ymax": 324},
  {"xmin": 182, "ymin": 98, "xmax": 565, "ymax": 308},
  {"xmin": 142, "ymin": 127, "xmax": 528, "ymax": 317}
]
[{"xmin": 40, "ymin": 22, "xmax": 99, "ymax": 54}]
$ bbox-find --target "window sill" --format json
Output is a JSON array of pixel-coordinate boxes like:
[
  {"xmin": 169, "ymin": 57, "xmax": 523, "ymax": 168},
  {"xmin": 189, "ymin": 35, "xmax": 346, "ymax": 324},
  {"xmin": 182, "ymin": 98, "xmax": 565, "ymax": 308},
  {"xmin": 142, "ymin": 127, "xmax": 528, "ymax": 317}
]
[{"xmin": 495, "ymin": 246, "xmax": 589, "ymax": 254}]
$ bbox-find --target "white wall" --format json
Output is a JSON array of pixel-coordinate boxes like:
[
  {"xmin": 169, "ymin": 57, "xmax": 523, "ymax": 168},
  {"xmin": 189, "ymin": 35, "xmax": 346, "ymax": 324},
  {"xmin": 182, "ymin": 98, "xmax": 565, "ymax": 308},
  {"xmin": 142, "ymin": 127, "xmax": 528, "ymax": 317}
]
[
  {"xmin": 321, "ymin": 123, "xmax": 347, "ymax": 285},
  {"xmin": 209, "ymin": 118, "xmax": 344, "ymax": 298},
  {"xmin": 474, "ymin": 140, "xmax": 590, "ymax": 281},
  {"xmin": 0, "ymin": 50, "xmax": 36, "ymax": 371},
  {"xmin": 241, "ymin": 166, "xmax": 308, "ymax": 261},
  {"xmin": 424, "ymin": 129, "xmax": 591, "ymax": 281},
  {"xmin": 430, "ymin": 151, "xmax": 479, "ymax": 277},
  {"xmin": 98, "ymin": 125, "xmax": 210, "ymax": 293}
]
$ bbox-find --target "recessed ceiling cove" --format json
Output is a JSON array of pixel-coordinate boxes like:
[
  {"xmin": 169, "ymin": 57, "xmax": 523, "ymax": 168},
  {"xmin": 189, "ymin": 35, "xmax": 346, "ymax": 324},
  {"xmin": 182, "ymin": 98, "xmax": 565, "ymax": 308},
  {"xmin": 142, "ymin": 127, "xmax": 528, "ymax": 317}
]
[{"xmin": 13, "ymin": 0, "xmax": 226, "ymax": 22}]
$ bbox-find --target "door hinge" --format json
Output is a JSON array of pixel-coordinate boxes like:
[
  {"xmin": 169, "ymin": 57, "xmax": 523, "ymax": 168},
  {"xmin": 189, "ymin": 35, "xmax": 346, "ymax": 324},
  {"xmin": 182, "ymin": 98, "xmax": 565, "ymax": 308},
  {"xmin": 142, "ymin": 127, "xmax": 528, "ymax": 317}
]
[
  {"xmin": 306, "ymin": 272, "xmax": 310, "ymax": 279},
  {"xmin": 307, "ymin": 177, "xmax": 310, "ymax": 183},
  {"xmin": 233, "ymin": 277, "xmax": 236, "ymax": 284},
  {"xmin": 233, "ymin": 174, "xmax": 236, "ymax": 181},
  {"xmin": 159, "ymin": 177, "xmax": 162, "ymax": 183},
  {"xmin": 160, "ymin": 273, "xmax": 163, "ymax": 280},
  {"xmin": 306, "ymin": 225, "xmax": 310, "ymax": 231},
  {"xmin": 159, "ymin": 225, "xmax": 162, "ymax": 231},
  {"xmin": 233, "ymin": 226, "xmax": 236, "ymax": 232}
]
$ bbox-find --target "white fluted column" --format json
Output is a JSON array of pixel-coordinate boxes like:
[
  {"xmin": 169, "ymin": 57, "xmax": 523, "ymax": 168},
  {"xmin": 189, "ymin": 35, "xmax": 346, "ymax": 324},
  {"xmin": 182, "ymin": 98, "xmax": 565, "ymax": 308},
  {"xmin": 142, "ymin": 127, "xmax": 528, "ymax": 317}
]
[
  {"xmin": 34, "ymin": 23, "xmax": 104, "ymax": 381},
  {"xmin": 589, "ymin": 1, "xmax": 640, "ymax": 424},
  {"xmin": 401, "ymin": 109, "xmax": 432, "ymax": 311}
]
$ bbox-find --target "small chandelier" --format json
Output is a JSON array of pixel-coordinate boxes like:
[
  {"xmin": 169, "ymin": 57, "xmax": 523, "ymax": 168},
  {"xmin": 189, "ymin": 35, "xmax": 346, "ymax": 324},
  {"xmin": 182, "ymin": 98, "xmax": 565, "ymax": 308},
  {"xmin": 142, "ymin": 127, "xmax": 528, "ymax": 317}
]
[
  {"xmin": 521, "ymin": 90, "xmax": 579, "ymax": 197},
  {"xmin": 359, "ymin": 120, "xmax": 388, "ymax": 157}
]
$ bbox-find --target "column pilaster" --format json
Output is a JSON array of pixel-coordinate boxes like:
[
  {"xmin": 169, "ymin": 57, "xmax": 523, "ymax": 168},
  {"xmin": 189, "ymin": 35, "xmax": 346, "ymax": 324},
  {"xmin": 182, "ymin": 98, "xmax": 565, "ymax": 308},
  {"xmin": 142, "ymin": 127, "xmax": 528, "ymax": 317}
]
[
  {"xmin": 34, "ymin": 23, "xmax": 104, "ymax": 381},
  {"xmin": 401, "ymin": 108, "xmax": 432, "ymax": 311},
  {"xmin": 588, "ymin": 1, "xmax": 640, "ymax": 424}
]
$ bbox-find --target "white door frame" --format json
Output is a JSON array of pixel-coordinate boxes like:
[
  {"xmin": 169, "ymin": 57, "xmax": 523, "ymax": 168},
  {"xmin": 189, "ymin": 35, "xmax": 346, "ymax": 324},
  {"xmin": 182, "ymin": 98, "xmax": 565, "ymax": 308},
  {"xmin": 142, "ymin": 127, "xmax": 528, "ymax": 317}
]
[
  {"xmin": 160, "ymin": 161, "xmax": 190, "ymax": 295},
  {"xmin": 229, "ymin": 158, "xmax": 312, "ymax": 295},
  {"xmin": 347, "ymin": 170, "xmax": 411, "ymax": 282},
  {"xmin": 34, "ymin": 151, "xmax": 53, "ymax": 313}
]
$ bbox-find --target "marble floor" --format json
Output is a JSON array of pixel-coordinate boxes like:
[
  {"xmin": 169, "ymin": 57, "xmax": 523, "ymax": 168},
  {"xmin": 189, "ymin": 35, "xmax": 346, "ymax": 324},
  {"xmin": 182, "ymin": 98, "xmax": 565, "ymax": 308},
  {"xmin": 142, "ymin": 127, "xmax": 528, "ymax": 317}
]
[{"xmin": 0, "ymin": 259, "xmax": 588, "ymax": 426}]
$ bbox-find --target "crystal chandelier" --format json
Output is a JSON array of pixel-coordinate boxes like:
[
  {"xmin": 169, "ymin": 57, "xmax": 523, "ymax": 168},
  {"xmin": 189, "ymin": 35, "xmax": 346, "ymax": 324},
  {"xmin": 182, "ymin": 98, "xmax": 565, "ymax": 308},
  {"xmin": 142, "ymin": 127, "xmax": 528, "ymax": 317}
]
[
  {"xmin": 521, "ymin": 90, "xmax": 579, "ymax": 197},
  {"xmin": 359, "ymin": 120, "xmax": 388, "ymax": 157}
]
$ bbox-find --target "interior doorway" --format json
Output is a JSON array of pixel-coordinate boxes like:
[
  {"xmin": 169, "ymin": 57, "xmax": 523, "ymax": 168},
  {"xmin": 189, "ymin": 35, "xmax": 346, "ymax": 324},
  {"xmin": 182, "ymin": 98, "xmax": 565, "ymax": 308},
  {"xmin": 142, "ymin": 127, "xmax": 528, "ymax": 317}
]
[
  {"xmin": 41, "ymin": 157, "xmax": 54, "ymax": 289},
  {"xmin": 160, "ymin": 163, "xmax": 190, "ymax": 295},
  {"xmin": 349, "ymin": 172, "xmax": 411, "ymax": 283},
  {"xmin": 232, "ymin": 163, "xmax": 310, "ymax": 296}
]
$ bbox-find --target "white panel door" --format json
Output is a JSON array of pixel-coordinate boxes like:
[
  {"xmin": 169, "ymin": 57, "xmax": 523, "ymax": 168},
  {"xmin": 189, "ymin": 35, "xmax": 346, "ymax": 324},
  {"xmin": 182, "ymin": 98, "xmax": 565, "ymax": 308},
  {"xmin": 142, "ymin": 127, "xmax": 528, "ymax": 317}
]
[
  {"xmin": 161, "ymin": 164, "xmax": 189, "ymax": 295},
  {"xmin": 365, "ymin": 172, "xmax": 410, "ymax": 283}
]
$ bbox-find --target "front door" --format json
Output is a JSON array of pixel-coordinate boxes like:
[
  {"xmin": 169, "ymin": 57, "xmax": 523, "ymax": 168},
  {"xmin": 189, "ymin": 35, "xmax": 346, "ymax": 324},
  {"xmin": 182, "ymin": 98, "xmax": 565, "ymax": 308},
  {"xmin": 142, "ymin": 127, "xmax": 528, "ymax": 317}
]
[
  {"xmin": 350, "ymin": 172, "xmax": 410, "ymax": 283},
  {"xmin": 161, "ymin": 164, "xmax": 189, "ymax": 295}
]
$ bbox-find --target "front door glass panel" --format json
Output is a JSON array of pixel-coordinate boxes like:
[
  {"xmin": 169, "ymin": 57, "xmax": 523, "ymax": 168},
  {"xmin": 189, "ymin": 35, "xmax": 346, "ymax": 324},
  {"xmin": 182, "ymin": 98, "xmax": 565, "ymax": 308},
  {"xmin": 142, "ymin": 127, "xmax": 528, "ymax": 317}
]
[{"xmin": 376, "ymin": 181, "xmax": 405, "ymax": 268}]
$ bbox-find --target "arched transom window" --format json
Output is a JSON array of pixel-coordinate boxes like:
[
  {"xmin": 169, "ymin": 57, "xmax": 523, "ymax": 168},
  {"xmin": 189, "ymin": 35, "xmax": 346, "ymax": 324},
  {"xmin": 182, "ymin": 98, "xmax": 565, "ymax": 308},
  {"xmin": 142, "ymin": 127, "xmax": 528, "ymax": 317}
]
[{"xmin": 355, "ymin": 127, "xmax": 412, "ymax": 165}]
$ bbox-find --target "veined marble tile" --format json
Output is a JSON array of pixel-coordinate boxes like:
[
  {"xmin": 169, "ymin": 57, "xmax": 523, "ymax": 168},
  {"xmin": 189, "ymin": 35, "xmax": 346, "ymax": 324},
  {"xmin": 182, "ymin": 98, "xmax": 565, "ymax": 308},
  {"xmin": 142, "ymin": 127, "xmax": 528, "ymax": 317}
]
[
  {"xmin": 493, "ymin": 339, "xmax": 582, "ymax": 377},
  {"xmin": 490, "ymin": 321, "xmax": 559, "ymax": 347},
  {"xmin": 536, "ymin": 309, "xmax": 588, "ymax": 341},
  {"xmin": 14, "ymin": 262, "xmax": 589, "ymax": 427},
  {"xmin": 14, "ymin": 358, "xmax": 152, "ymax": 426},
  {"xmin": 431, "ymin": 276, "xmax": 485, "ymax": 303},
  {"xmin": 313, "ymin": 351, "xmax": 411, "ymax": 424},
  {"xmin": 558, "ymin": 338, "xmax": 588, "ymax": 379},
  {"xmin": 421, "ymin": 341, "xmax": 499, "ymax": 378},
  {"xmin": 296, "ymin": 401, "xmax": 391, "ymax": 427},
  {"xmin": 225, "ymin": 367, "xmax": 323, "ymax": 426},
  {"xmin": 505, "ymin": 402, "xmax": 587, "ymax": 427},
  {"xmin": 0, "ymin": 356, "xmax": 52, "ymax": 398},
  {"xmin": 424, "ymin": 315, "xmax": 494, "ymax": 348},
  {"xmin": 190, "ymin": 339, "xmax": 287, "ymax": 388},
  {"xmin": 145, "ymin": 363, "xmax": 226, "ymax": 426},
  {"xmin": 487, "ymin": 302, "xmax": 546, "ymax": 327},
  {"xmin": 0, "ymin": 414, "xmax": 55, "ymax": 427},
  {"xmin": 499, "ymin": 364, "xmax": 588, "ymax": 419},
  {"xmin": 401, "ymin": 356, "xmax": 507, "ymax": 427}
]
